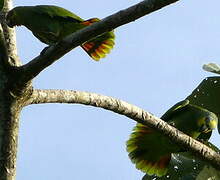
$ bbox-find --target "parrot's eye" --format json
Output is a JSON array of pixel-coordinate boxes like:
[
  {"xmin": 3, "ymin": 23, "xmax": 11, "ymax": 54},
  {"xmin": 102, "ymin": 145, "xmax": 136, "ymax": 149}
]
[
  {"xmin": 199, "ymin": 117, "xmax": 212, "ymax": 133},
  {"xmin": 205, "ymin": 117, "xmax": 211, "ymax": 124}
]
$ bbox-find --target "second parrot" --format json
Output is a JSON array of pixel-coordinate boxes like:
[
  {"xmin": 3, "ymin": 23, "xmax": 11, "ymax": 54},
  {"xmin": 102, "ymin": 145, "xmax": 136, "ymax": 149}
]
[{"xmin": 126, "ymin": 100, "xmax": 218, "ymax": 177}]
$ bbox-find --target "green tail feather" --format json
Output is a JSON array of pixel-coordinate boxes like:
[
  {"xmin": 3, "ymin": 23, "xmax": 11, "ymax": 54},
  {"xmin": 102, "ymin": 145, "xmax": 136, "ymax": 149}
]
[
  {"xmin": 126, "ymin": 123, "xmax": 171, "ymax": 177},
  {"xmin": 80, "ymin": 18, "xmax": 115, "ymax": 61}
]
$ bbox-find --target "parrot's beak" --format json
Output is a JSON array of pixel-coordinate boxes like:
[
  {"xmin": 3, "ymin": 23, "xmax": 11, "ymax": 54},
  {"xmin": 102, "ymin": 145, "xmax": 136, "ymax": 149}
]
[
  {"xmin": 203, "ymin": 128, "xmax": 211, "ymax": 133},
  {"xmin": 199, "ymin": 123, "xmax": 211, "ymax": 133}
]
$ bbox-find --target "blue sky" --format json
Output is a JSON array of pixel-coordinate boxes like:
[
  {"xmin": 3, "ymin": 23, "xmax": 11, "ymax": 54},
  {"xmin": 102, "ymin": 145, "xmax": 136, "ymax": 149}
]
[{"xmin": 11, "ymin": 0, "xmax": 220, "ymax": 179}]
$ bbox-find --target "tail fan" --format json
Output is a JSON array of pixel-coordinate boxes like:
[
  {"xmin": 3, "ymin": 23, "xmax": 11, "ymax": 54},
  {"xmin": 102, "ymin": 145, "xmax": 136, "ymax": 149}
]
[
  {"xmin": 126, "ymin": 123, "xmax": 170, "ymax": 177},
  {"xmin": 80, "ymin": 18, "xmax": 115, "ymax": 61}
]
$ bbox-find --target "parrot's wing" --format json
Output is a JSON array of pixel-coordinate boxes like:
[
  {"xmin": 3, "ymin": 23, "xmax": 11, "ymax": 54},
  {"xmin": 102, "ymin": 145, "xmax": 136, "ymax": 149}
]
[
  {"xmin": 161, "ymin": 100, "xmax": 190, "ymax": 122},
  {"xmin": 32, "ymin": 31, "xmax": 60, "ymax": 45},
  {"xmin": 33, "ymin": 5, "xmax": 84, "ymax": 22}
]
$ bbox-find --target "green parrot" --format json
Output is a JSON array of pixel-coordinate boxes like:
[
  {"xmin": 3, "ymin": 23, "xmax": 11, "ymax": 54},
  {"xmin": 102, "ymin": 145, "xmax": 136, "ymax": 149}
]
[
  {"xmin": 6, "ymin": 5, "xmax": 115, "ymax": 61},
  {"xmin": 126, "ymin": 100, "xmax": 218, "ymax": 177}
]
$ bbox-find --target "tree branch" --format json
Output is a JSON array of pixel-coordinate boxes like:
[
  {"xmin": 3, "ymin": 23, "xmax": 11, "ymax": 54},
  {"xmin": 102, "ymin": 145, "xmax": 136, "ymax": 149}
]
[
  {"xmin": 18, "ymin": 0, "xmax": 179, "ymax": 83},
  {"xmin": 27, "ymin": 89, "xmax": 220, "ymax": 170}
]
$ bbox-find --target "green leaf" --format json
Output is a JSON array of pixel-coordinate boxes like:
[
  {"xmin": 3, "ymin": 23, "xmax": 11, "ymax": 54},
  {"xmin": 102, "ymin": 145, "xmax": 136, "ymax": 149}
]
[
  {"xmin": 142, "ymin": 142, "xmax": 220, "ymax": 180},
  {"xmin": 142, "ymin": 153, "xmax": 204, "ymax": 180},
  {"xmin": 203, "ymin": 63, "xmax": 220, "ymax": 75},
  {"xmin": 0, "ymin": 0, "xmax": 4, "ymax": 12},
  {"xmin": 196, "ymin": 166, "xmax": 220, "ymax": 180},
  {"xmin": 186, "ymin": 76, "xmax": 220, "ymax": 133}
]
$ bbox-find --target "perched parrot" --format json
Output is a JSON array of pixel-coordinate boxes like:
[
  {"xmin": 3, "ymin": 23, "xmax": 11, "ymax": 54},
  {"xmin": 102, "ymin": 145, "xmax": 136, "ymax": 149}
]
[
  {"xmin": 6, "ymin": 5, "xmax": 115, "ymax": 61},
  {"xmin": 126, "ymin": 100, "xmax": 218, "ymax": 177}
]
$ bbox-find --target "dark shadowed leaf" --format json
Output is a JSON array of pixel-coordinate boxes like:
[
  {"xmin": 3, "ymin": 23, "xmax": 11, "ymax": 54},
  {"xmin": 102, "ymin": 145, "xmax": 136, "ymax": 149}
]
[
  {"xmin": 186, "ymin": 76, "xmax": 220, "ymax": 133},
  {"xmin": 142, "ymin": 142, "xmax": 220, "ymax": 180},
  {"xmin": 0, "ymin": 0, "xmax": 4, "ymax": 12},
  {"xmin": 196, "ymin": 166, "xmax": 220, "ymax": 180}
]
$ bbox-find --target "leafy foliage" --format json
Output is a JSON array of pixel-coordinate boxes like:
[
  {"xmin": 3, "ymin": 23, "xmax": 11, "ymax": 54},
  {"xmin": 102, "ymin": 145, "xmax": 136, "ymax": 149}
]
[
  {"xmin": 203, "ymin": 63, "xmax": 220, "ymax": 75},
  {"xmin": 187, "ymin": 76, "xmax": 220, "ymax": 133},
  {"xmin": 142, "ymin": 142, "xmax": 220, "ymax": 180}
]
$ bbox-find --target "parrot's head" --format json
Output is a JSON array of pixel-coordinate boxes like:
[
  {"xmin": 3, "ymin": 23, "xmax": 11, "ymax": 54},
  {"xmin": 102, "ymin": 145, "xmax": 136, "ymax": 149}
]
[
  {"xmin": 199, "ymin": 112, "xmax": 218, "ymax": 133},
  {"xmin": 6, "ymin": 7, "xmax": 23, "ymax": 28},
  {"xmin": 6, "ymin": 10, "xmax": 16, "ymax": 27}
]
